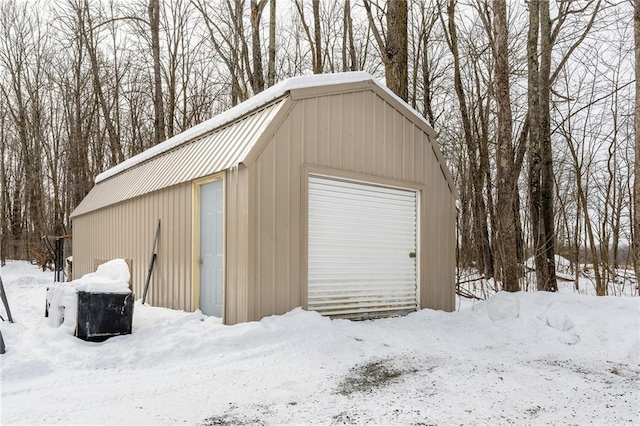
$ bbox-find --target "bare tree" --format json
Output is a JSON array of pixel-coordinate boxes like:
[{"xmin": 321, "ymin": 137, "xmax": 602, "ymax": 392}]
[
  {"xmin": 76, "ymin": 0, "xmax": 124, "ymax": 166},
  {"xmin": 492, "ymin": 0, "xmax": 520, "ymax": 291},
  {"xmin": 440, "ymin": 0, "xmax": 494, "ymax": 278},
  {"xmin": 192, "ymin": 0, "xmax": 247, "ymax": 105},
  {"xmin": 0, "ymin": 1, "xmax": 47, "ymax": 257},
  {"xmin": 293, "ymin": 0, "xmax": 323, "ymax": 74},
  {"xmin": 527, "ymin": 0, "xmax": 603, "ymax": 292}
]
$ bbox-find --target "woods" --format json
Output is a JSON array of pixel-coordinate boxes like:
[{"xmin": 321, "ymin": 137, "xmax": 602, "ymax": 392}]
[{"xmin": 0, "ymin": 0, "xmax": 636, "ymax": 295}]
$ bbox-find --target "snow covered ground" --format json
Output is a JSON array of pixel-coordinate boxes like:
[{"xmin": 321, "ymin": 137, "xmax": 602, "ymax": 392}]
[
  {"xmin": 1, "ymin": 261, "xmax": 639, "ymax": 425},
  {"xmin": 456, "ymin": 256, "xmax": 638, "ymax": 312}
]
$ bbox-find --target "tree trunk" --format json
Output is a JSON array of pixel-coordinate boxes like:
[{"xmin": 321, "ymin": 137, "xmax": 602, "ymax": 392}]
[
  {"xmin": 71, "ymin": 28, "xmax": 92, "ymax": 209},
  {"xmin": 0, "ymin": 111, "xmax": 6, "ymax": 265},
  {"xmin": 312, "ymin": 0, "xmax": 322, "ymax": 73},
  {"xmin": 634, "ymin": 0, "xmax": 640, "ymax": 286},
  {"xmin": 422, "ymin": 30, "xmax": 436, "ymax": 126},
  {"xmin": 577, "ymin": 170, "xmax": 605, "ymax": 295},
  {"xmin": 538, "ymin": 0, "xmax": 558, "ymax": 291},
  {"xmin": 80, "ymin": 1, "xmax": 123, "ymax": 166},
  {"xmin": 293, "ymin": 0, "xmax": 320, "ymax": 74},
  {"xmin": 528, "ymin": 0, "xmax": 557, "ymax": 292},
  {"xmin": 342, "ymin": 0, "xmax": 357, "ymax": 72},
  {"xmin": 493, "ymin": 0, "xmax": 520, "ymax": 291},
  {"xmin": 363, "ymin": 0, "xmax": 408, "ymax": 101},
  {"xmin": 386, "ymin": 0, "xmax": 408, "ymax": 101},
  {"xmin": 148, "ymin": 0, "xmax": 166, "ymax": 145},
  {"xmin": 250, "ymin": 0, "xmax": 267, "ymax": 93},
  {"xmin": 527, "ymin": 0, "xmax": 544, "ymax": 288},
  {"xmin": 444, "ymin": 0, "xmax": 493, "ymax": 277},
  {"xmin": 342, "ymin": 0, "xmax": 349, "ymax": 72},
  {"xmin": 267, "ymin": 0, "xmax": 276, "ymax": 86}
]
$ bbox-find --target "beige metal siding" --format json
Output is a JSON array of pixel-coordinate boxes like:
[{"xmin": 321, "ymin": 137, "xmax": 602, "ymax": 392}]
[
  {"xmin": 70, "ymin": 78, "xmax": 454, "ymax": 325},
  {"xmin": 72, "ymin": 183, "xmax": 193, "ymax": 311},
  {"xmin": 422, "ymin": 154, "xmax": 456, "ymax": 311},
  {"xmin": 246, "ymin": 113, "xmax": 303, "ymax": 322},
  {"xmin": 72, "ymin": 99, "xmax": 287, "ymax": 218},
  {"xmin": 224, "ymin": 165, "xmax": 251, "ymax": 324},
  {"xmin": 244, "ymin": 89, "xmax": 455, "ymax": 322}
]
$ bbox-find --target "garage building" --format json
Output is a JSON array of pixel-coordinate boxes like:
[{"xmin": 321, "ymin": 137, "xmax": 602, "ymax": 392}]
[{"xmin": 71, "ymin": 72, "xmax": 456, "ymax": 325}]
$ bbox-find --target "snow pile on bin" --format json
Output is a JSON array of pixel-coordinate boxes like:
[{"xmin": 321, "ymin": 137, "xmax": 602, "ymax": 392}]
[{"xmin": 46, "ymin": 259, "xmax": 131, "ymax": 335}]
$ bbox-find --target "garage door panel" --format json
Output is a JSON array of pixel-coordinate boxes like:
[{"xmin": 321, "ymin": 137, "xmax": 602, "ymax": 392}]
[
  {"xmin": 308, "ymin": 175, "xmax": 418, "ymax": 318},
  {"xmin": 308, "ymin": 290, "xmax": 417, "ymax": 301}
]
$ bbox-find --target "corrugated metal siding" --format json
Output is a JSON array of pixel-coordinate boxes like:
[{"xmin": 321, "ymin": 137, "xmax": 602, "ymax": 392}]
[
  {"xmin": 307, "ymin": 176, "xmax": 418, "ymax": 317},
  {"xmin": 71, "ymin": 183, "xmax": 193, "ymax": 311},
  {"xmin": 224, "ymin": 165, "xmax": 251, "ymax": 324},
  {"xmin": 72, "ymin": 99, "xmax": 287, "ymax": 218},
  {"xmin": 246, "ymin": 89, "xmax": 455, "ymax": 322},
  {"xmin": 70, "ymin": 81, "xmax": 454, "ymax": 324}
]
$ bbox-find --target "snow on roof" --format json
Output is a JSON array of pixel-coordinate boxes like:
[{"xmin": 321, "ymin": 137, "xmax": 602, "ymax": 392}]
[
  {"xmin": 96, "ymin": 71, "xmax": 379, "ymax": 183},
  {"xmin": 71, "ymin": 99, "xmax": 286, "ymax": 218}
]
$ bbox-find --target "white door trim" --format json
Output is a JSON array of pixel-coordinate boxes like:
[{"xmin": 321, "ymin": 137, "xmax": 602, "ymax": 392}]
[{"xmin": 191, "ymin": 172, "xmax": 226, "ymax": 319}]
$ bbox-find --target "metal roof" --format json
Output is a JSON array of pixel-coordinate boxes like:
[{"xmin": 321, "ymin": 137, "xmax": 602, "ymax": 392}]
[
  {"xmin": 94, "ymin": 72, "xmax": 378, "ymax": 184},
  {"xmin": 71, "ymin": 98, "xmax": 287, "ymax": 218},
  {"xmin": 71, "ymin": 71, "xmax": 456, "ymax": 218}
]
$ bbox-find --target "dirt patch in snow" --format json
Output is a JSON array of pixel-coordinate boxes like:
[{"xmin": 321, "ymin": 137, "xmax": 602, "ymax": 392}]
[
  {"xmin": 337, "ymin": 358, "xmax": 417, "ymax": 395},
  {"xmin": 200, "ymin": 414, "xmax": 265, "ymax": 426}
]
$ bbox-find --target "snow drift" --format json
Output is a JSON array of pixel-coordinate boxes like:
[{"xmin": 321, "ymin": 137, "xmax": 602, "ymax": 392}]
[{"xmin": 1, "ymin": 261, "xmax": 638, "ymax": 425}]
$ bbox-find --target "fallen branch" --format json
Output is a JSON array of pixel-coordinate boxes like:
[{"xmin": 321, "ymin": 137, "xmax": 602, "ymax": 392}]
[
  {"xmin": 455, "ymin": 285, "xmax": 483, "ymax": 300},
  {"xmin": 456, "ymin": 275, "xmax": 489, "ymax": 285}
]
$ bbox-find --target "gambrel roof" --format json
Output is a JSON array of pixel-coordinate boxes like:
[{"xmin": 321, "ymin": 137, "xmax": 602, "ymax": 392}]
[{"xmin": 72, "ymin": 72, "xmax": 452, "ymax": 218}]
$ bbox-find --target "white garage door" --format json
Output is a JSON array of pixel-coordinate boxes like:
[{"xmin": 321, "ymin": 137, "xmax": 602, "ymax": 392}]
[{"xmin": 307, "ymin": 175, "xmax": 418, "ymax": 318}]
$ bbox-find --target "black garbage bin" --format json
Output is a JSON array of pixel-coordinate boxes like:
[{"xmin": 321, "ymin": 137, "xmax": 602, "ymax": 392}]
[{"xmin": 76, "ymin": 291, "xmax": 134, "ymax": 341}]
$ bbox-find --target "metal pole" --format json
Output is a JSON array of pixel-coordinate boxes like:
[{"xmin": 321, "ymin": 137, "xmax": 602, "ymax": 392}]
[
  {"xmin": 0, "ymin": 275, "xmax": 13, "ymax": 323},
  {"xmin": 142, "ymin": 220, "xmax": 161, "ymax": 304},
  {"xmin": 54, "ymin": 237, "xmax": 64, "ymax": 282}
]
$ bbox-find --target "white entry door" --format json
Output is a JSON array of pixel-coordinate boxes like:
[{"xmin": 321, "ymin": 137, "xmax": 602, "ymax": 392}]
[
  {"xmin": 308, "ymin": 175, "xmax": 418, "ymax": 318},
  {"xmin": 200, "ymin": 180, "xmax": 223, "ymax": 317}
]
